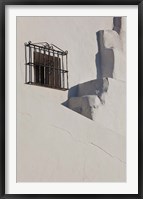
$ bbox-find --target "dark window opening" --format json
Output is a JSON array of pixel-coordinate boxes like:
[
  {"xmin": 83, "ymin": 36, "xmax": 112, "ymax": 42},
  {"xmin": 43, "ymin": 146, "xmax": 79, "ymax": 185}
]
[{"xmin": 24, "ymin": 41, "xmax": 69, "ymax": 90}]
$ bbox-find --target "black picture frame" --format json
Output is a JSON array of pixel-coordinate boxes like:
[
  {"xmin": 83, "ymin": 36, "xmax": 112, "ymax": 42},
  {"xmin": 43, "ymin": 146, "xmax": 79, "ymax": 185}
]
[{"xmin": 0, "ymin": 0, "xmax": 142, "ymax": 198}]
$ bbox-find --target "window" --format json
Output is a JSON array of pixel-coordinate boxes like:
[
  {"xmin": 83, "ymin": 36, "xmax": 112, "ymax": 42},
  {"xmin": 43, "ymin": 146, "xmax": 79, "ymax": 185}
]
[{"xmin": 25, "ymin": 41, "xmax": 69, "ymax": 90}]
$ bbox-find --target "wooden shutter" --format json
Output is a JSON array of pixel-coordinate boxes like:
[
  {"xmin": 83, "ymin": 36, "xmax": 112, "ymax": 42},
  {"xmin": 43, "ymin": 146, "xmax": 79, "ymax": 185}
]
[{"xmin": 34, "ymin": 51, "xmax": 61, "ymax": 88}]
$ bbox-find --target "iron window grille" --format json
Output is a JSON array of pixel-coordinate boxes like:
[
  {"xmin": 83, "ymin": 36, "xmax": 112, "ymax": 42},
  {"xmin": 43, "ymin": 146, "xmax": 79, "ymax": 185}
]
[{"xmin": 25, "ymin": 41, "xmax": 69, "ymax": 90}]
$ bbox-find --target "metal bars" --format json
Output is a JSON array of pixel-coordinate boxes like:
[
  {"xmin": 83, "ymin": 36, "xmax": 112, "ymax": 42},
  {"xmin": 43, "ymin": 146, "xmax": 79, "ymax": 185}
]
[
  {"xmin": 24, "ymin": 41, "xmax": 69, "ymax": 91},
  {"xmin": 29, "ymin": 43, "xmax": 32, "ymax": 83}
]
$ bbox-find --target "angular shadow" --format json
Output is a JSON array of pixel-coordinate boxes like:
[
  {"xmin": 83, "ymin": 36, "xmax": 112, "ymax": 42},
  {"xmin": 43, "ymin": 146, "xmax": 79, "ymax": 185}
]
[
  {"xmin": 62, "ymin": 30, "xmax": 113, "ymax": 113},
  {"xmin": 61, "ymin": 84, "xmax": 79, "ymax": 107},
  {"xmin": 96, "ymin": 53, "xmax": 102, "ymax": 79},
  {"xmin": 96, "ymin": 30, "xmax": 114, "ymax": 79},
  {"xmin": 68, "ymin": 84, "xmax": 79, "ymax": 98}
]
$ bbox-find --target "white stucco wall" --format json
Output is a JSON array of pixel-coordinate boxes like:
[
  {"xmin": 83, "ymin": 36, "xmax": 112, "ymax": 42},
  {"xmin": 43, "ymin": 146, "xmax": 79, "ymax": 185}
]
[
  {"xmin": 17, "ymin": 16, "xmax": 126, "ymax": 182},
  {"xmin": 17, "ymin": 16, "xmax": 113, "ymax": 88}
]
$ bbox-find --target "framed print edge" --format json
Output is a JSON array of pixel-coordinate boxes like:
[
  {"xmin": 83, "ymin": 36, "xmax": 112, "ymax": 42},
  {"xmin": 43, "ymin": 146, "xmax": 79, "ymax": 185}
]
[
  {"xmin": 138, "ymin": 1, "xmax": 143, "ymax": 199},
  {"xmin": 0, "ymin": 0, "xmax": 5, "ymax": 198},
  {"xmin": 0, "ymin": 0, "xmax": 142, "ymax": 198}
]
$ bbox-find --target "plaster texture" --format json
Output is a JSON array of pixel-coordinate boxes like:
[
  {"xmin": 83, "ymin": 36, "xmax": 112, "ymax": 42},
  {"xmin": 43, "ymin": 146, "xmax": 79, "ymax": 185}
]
[
  {"xmin": 17, "ymin": 87, "xmax": 126, "ymax": 182},
  {"xmin": 68, "ymin": 78, "xmax": 126, "ymax": 135},
  {"xmin": 67, "ymin": 17, "xmax": 126, "ymax": 125},
  {"xmin": 78, "ymin": 78, "xmax": 109, "ymax": 97},
  {"xmin": 68, "ymin": 95, "xmax": 101, "ymax": 119},
  {"xmin": 17, "ymin": 16, "xmax": 126, "ymax": 182},
  {"xmin": 104, "ymin": 29, "xmax": 126, "ymax": 81}
]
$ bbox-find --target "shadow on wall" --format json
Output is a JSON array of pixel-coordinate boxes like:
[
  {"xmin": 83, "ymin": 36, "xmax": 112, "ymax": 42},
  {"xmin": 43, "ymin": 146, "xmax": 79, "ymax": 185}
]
[
  {"xmin": 62, "ymin": 31, "xmax": 112, "ymax": 106},
  {"xmin": 62, "ymin": 84, "xmax": 79, "ymax": 107},
  {"xmin": 68, "ymin": 84, "xmax": 79, "ymax": 98},
  {"xmin": 96, "ymin": 17, "xmax": 121, "ymax": 80},
  {"xmin": 96, "ymin": 30, "xmax": 114, "ymax": 79},
  {"xmin": 61, "ymin": 30, "xmax": 111, "ymax": 119},
  {"xmin": 62, "ymin": 77, "xmax": 109, "ymax": 118},
  {"xmin": 62, "ymin": 17, "xmax": 122, "ymax": 119},
  {"xmin": 96, "ymin": 52, "xmax": 102, "ymax": 79}
]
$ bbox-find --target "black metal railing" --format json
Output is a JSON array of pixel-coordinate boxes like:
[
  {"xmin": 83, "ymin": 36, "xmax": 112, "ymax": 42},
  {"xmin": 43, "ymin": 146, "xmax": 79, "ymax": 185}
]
[{"xmin": 24, "ymin": 41, "xmax": 69, "ymax": 90}]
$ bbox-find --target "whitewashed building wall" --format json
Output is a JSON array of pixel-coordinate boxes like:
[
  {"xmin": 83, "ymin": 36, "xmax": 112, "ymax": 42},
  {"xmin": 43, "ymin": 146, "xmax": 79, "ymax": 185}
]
[{"xmin": 17, "ymin": 17, "xmax": 126, "ymax": 182}]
